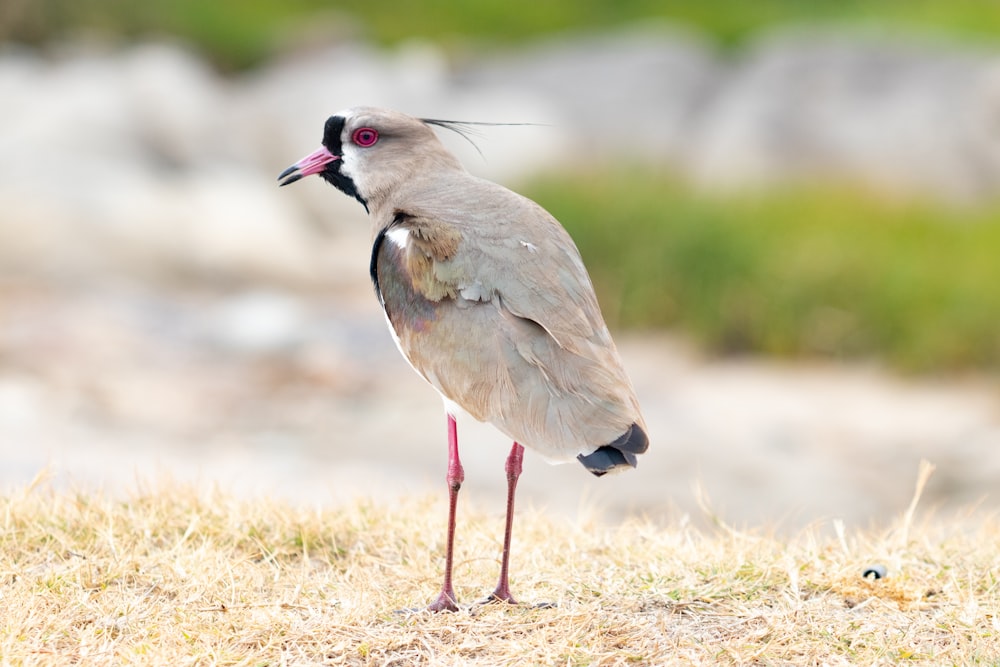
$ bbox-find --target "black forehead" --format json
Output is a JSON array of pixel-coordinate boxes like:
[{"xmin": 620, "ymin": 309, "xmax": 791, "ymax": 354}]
[{"xmin": 322, "ymin": 115, "xmax": 346, "ymax": 153}]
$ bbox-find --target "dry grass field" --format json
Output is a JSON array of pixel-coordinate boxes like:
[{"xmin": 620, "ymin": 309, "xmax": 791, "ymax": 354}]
[{"xmin": 1, "ymin": 463, "xmax": 997, "ymax": 666}]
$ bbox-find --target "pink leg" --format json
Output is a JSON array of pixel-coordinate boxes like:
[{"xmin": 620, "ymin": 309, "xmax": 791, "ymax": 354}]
[
  {"xmin": 487, "ymin": 442, "xmax": 524, "ymax": 604},
  {"xmin": 427, "ymin": 414, "xmax": 464, "ymax": 612}
]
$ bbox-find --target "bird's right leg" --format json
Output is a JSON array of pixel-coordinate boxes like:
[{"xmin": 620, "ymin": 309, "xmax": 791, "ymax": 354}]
[{"xmin": 427, "ymin": 413, "xmax": 464, "ymax": 612}]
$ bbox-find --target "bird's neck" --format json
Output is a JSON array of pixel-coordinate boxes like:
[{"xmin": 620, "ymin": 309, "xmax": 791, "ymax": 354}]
[{"xmin": 367, "ymin": 167, "xmax": 476, "ymax": 233}]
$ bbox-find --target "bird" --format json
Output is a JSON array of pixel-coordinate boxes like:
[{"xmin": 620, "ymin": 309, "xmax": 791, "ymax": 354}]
[{"xmin": 278, "ymin": 107, "xmax": 648, "ymax": 612}]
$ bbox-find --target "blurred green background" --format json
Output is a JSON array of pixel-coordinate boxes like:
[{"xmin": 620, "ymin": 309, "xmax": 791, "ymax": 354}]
[
  {"xmin": 5, "ymin": 0, "xmax": 1000, "ymax": 376},
  {"xmin": 5, "ymin": 0, "xmax": 1000, "ymax": 71}
]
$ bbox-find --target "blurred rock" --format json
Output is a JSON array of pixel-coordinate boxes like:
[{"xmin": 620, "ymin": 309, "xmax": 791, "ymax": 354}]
[
  {"xmin": 124, "ymin": 43, "xmax": 232, "ymax": 168},
  {"xmin": 0, "ymin": 44, "xmax": 335, "ymax": 286},
  {"xmin": 456, "ymin": 22, "xmax": 721, "ymax": 163},
  {"xmin": 688, "ymin": 32, "xmax": 1000, "ymax": 200}
]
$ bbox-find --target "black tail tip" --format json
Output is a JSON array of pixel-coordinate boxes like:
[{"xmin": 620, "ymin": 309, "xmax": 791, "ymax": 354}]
[{"xmin": 577, "ymin": 422, "xmax": 648, "ymax": 477}]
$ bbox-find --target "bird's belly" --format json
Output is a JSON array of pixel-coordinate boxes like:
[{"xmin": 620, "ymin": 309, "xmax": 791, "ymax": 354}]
[{"xmin": 386, "ymin": 297, "xmax": 633, "ymax": 461}]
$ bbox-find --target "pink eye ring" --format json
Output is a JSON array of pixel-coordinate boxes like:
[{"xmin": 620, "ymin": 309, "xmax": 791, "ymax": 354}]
[{"xmin": 352, "ymin": 127, "xmax": 379, "ymax": 147}]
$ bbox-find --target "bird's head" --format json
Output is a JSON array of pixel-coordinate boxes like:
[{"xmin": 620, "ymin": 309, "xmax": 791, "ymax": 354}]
[{"xmin": 278, "ymin": 107, "xmax": 466, "ymax": 211}]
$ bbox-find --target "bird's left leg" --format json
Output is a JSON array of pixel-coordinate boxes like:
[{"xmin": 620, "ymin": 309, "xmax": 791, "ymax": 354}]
[{"xmin": 486, "ymin": 441, "xmax": 524, "ymax": 604}]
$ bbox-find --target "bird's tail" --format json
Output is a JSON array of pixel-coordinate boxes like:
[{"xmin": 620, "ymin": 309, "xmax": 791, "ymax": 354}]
[{"xmin": 576, "ymin": 422, "xmax": 649, "ymax": 477}]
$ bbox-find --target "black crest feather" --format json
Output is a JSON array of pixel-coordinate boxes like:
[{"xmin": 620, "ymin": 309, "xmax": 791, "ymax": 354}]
[{"xmin": 420, "ymin": 118, "xmax": 544, "ymax": 159}]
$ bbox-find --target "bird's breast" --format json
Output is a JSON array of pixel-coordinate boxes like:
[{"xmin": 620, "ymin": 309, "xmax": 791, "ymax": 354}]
[{"xmin": 371, "ymin": 228, "xmax": 443, "ymax": 339}]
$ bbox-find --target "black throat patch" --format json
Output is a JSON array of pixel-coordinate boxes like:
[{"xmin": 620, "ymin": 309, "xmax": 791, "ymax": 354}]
[
  {"xmin": 322, "ymin": 115, "xmax": 346, "ymax": 154},
  {"xmin": 319, "ymin": 115, "xmax": 368, "ymax": 212}
]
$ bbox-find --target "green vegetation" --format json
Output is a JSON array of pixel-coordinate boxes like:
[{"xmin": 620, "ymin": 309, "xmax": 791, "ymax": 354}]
[
  {"xmin": 526, "ymin": 170, "xmax": 1000, "ymax": 374},
  {"xmin": 5, "ymin": 0, "xmax": 1000, "ymax": 70}
]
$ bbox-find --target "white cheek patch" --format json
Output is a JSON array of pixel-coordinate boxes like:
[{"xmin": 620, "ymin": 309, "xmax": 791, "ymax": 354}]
[
  {"xmin": 338, "ymin": 144, "xmax": 368, "ymax": 194},
  {"xmin": 334, "ymin": 108, "xmax": 366, "ymax": 195}
]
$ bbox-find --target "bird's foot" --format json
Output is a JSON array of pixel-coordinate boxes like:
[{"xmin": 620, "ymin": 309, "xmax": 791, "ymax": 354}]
[
  {"xmin": 481, "ymin": 589, "xmax": 518, "ymax": 606},
  {"xmin": 425, "ymin": 590, "xmax": 460, "ymax": 613}
]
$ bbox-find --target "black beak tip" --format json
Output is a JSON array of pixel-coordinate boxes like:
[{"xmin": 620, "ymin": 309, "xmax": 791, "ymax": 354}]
[
  {"xmin": 277, "ymin": 165, "xmax": 299, "ymax": 183},
  {"xmin": 277, "ymin": 172, "xmax": 303, "ymax": 187}
]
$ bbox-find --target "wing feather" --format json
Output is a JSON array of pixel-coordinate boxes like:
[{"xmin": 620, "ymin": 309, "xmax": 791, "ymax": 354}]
[{"xmin": 379, "ymin": 177, "xmax": 644, "ymax": 460}]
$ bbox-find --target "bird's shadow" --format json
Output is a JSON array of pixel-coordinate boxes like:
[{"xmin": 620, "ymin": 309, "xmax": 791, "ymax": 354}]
[{"xmin": 393, "ymin": 598, "xmax": 557, "ymax": 616}]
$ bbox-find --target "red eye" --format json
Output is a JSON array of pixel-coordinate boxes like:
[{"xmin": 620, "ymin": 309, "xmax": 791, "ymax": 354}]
[{"xmin": 352, "ymin": 127, "xmax": 379, "ymax": 147}]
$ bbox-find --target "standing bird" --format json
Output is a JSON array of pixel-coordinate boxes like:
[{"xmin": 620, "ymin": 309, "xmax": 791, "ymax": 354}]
[{"xmin": 278, "ymin": 107, "xmax": 647, "ymax": 612}]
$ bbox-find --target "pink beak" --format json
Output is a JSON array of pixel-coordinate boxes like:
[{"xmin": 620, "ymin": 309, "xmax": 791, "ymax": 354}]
[{"xmin": 277, "ymin": 146, "xmax": 340, "ymax": 186}]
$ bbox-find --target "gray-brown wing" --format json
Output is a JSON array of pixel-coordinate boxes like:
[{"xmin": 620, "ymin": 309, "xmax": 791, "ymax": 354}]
[{"xmin": 375, "ymin": 186, "xmax": 646, "ymax": 461}]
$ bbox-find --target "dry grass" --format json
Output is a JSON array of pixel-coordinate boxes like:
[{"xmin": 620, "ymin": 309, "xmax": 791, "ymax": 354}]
[{"xmin": 2, "ymin": 464, "xmax": 998, "ymax": 666}]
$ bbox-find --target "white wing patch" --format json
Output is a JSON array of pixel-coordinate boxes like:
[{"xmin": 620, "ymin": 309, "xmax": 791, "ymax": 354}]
[
  {"xmin": 459, "ymin": 280, "xmax": 492, "ymax": 302},
  {"xmin": 386, "ymin": 226, "xmax": 410, "ymax": 249},
  {"xmin": 520, "ymin": 240, "xmax": 538, "ymax": 253}
]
